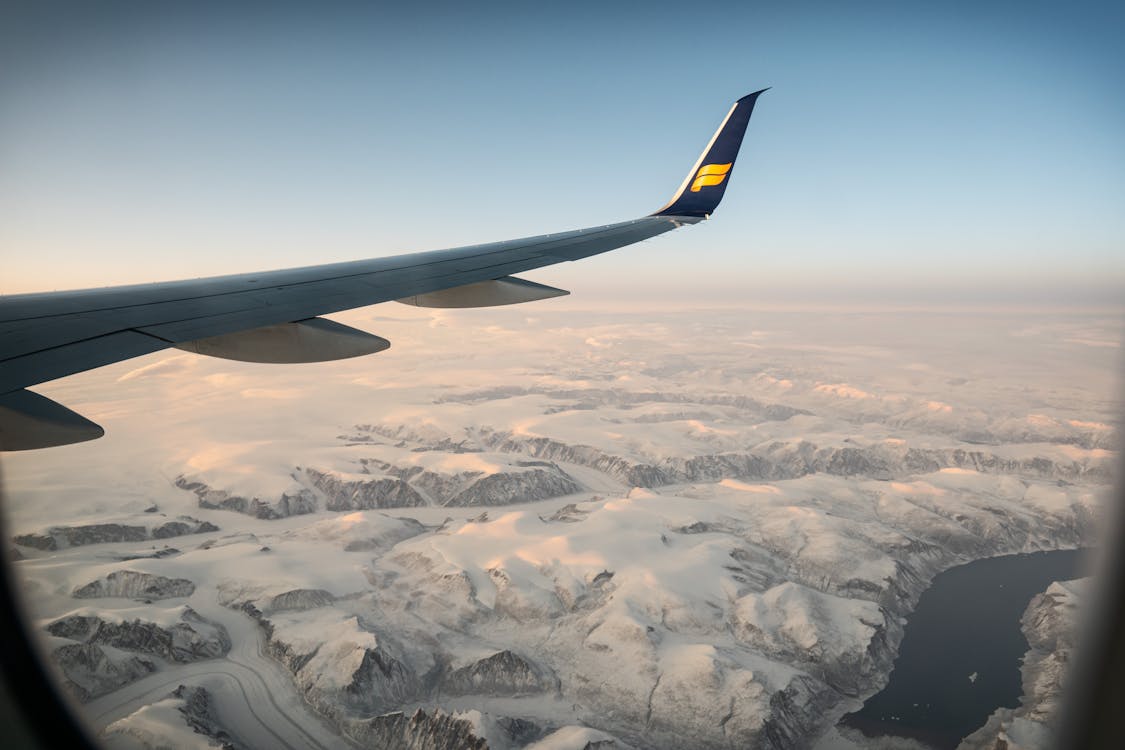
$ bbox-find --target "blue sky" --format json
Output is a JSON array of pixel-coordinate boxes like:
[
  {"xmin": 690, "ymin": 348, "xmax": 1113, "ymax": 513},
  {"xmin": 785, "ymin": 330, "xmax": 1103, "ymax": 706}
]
[{"xmin": 2, "ymin": 0, "xmax": 1123, "ymax": 306}]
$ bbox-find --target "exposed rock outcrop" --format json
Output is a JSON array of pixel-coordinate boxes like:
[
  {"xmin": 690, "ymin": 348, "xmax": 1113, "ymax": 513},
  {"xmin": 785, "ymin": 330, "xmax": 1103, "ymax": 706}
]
[
  {"xmin": 47, "ymin": 607, "xmax": 230, "ymax": 663},
  {"xmin": 374, "ymin": 456, "xmax": 582, "ymax": 506},
  {"xmin": 170, "ymin": 684, "xmax": 246, "ymax": 749},
  {"xmin": 444, "ymin": 466, "xmax": 581, "ymax": 507},
  {"xmin": 16, "ymin": 523, "xmax": 146, "ymax": 550},
  {"xmin": 175, "ymin": 476, "xmax": 318, "ymax": 519},
  {"xmin": 443, "ymin": 650, "xmax": 556, "ymax": 696},
  {"xmin": 267, "ymin": 588, "xmax": 336, "ymax": 613},
  {"xmin": 478, "ymin": 431, "xmax": 1112, "ymax": 488},
  {"xmin": 13, "ymin": 517, "xmax": 218, "ymax": 551},
  {"xmin": 73, "ymin": 570, "xmax": 196, "ymax": 600},
  {"xmin": 51, "ymin": 643, "xmax": 157, "ymax": 702},
  {"xmin": 308, "ymin": 470, "xmax": 427, "ymax": 511},
  {"xmin": 153, "ymin": 518, "xmax": 220, "ymax": 538},
  {"xmin": 544, "ymin": 503, "xmax": 590, "ymax": 523},
  {"xmin": 344, "ymin": 708, "xmax": 489, "ymax": 750}
]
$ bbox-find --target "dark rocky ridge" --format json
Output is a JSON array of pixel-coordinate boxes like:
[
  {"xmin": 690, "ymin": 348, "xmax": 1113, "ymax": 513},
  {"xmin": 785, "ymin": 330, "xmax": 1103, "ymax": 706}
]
[
  {"xmin": 352, "ymin": 458, "xmax": 582, "ymax": 507},
  {"xmin": 175, "ymin": 476, "xmax": 317, "ymax": 519},
  {"xmin": 267, "ymin": 588, "xmax": 336, "ymax": 613},
  {"xmin": 479, "ymin": 431, "xmax": 1112, "ymax": 487},
  {"xmin": 444, "ymin": 467, "xmax": 581, "ymax": 507},
  {"xmin": 14, "ymin": 517, "xmax": 218, "ymax": 551},
  {"xmin": 308, "ymin": 469, "xmax": 427, "ymax": 511},
  {"xmin": 52, "ymin": 643, "xmax": 157, "ymax": 702},
  {"xmin": 171, "ymin": 685, "xmax": 247, "ymax": 750},
  {"xmin": 74, "ymin": 570, "xmax": 196, "ymax": 600},
  {"xmin": 177, "ymin": 458, "xmax": 583, "ymax": 520},
  {"xmin": 344, "ymin": 708, "xmax": 489, "ymax": 750},
  {"xmin": 442, "ymin": 650, "xmax": 557, "ymax": 696},
  {"xmin": 47, "ymin": 607, "xmax": 230, "ymax": 664}
]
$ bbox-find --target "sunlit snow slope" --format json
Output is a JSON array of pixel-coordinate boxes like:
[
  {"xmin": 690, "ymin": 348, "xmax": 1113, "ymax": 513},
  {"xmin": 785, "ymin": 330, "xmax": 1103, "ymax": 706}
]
[{"xmin": 6, "ymin": 305, "xmax": 1119, "ymax": 749}]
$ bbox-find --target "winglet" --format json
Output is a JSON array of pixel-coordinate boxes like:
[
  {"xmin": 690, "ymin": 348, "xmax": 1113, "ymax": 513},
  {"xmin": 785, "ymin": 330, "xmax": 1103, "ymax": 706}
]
[{"xmin": 653, "ymin": 88, "xmax": 768, "ymax": 219}]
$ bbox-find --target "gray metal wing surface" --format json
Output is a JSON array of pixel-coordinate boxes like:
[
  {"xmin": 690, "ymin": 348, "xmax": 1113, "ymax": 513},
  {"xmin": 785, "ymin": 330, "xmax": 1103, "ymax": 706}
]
[{"xmin": 0, "ymin": 90, "xmax": 767, "ymax": 450}]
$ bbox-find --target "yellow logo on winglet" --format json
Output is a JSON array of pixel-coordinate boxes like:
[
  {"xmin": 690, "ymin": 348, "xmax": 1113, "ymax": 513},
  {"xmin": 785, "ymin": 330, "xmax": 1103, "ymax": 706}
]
[{"xmin": 690, "ymin": 163, "xmax": 732, "ymax": 192}]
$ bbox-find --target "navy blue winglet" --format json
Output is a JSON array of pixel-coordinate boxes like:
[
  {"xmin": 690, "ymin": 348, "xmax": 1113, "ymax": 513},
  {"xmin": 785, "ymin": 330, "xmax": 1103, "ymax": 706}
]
[{"xmin": 653, "ymin": 88, "xmax": 768, "ymax": 219}]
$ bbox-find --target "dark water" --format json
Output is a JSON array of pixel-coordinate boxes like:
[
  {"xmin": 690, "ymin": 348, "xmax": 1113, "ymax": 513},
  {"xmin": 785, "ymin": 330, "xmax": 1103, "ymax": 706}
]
[{"xmin": 841, "ymin": 548, "xmax": 1091, "ymax": 749}]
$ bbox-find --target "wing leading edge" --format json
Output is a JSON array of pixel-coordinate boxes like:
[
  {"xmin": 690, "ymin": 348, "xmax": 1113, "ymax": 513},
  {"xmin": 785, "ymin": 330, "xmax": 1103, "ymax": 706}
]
[{"xmin": 0, "ymin": 89, "xmax": 768, "ymax": 450}]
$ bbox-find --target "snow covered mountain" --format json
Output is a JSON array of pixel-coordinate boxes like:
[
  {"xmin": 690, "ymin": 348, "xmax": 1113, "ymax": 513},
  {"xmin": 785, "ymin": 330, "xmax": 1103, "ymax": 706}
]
[{"xmin": 5, "ymin": 306, "xmax": 1119, "ymax": 748}]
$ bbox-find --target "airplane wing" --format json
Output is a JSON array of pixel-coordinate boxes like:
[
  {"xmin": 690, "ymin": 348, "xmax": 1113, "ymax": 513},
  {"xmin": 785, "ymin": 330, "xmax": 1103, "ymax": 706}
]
[{"xmin": 0, "ymin": 89, "xmax": 767, "ymax": 450}]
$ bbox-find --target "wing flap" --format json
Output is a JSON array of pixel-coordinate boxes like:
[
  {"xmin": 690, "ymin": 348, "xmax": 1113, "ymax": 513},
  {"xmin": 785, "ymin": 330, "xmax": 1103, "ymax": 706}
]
[
  {"xmin": 397, "ymin": 276, "xmax": 568, "ymax": 308},
  {"xmin": 175, "ymin": 318, "xmax": 391, "ymax": 363}
]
